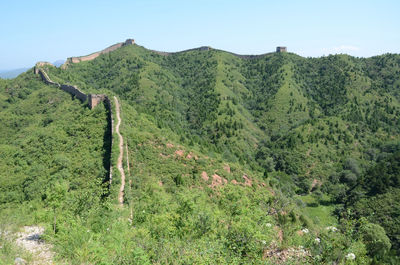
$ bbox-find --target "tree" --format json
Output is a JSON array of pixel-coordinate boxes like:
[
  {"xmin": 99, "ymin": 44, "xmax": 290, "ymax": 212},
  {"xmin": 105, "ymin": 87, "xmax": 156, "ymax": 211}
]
[
  {"xmin": 360, "ymin": 220, "xmax": 391, "ymax": 259},
  {"xmin": 45, "ymin": 180, "xmax": 69, "ymax": 233}
]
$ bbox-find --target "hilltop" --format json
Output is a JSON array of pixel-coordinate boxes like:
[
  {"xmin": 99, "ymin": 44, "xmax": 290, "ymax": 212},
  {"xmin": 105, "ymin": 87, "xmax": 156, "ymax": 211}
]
[{"xmin": 1, "ymin": 40, "xmax": 400, "ymax": 264}]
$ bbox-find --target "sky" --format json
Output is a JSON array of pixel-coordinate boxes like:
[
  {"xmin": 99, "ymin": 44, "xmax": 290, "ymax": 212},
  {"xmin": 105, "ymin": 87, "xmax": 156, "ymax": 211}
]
[{"xmin": 1, "ymin": 0, "xmax": 399, "ymax": 69}]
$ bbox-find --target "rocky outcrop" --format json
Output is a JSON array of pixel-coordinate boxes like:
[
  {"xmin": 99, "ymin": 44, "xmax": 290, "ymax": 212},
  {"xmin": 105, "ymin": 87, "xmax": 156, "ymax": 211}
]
[{"xmin": 64, "ymin": 39, "xmax": 134, "ymax": 65}]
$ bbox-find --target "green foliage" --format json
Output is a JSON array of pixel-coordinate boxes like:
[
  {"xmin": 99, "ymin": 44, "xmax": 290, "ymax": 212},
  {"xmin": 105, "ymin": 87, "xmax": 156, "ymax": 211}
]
[
  {"xmin": 360, "ymin": 221, "xmax": 391, "ymax": 259},
  {"xmin": 2, "ymin": 46, "xmax": 400, "ymax": 263}
]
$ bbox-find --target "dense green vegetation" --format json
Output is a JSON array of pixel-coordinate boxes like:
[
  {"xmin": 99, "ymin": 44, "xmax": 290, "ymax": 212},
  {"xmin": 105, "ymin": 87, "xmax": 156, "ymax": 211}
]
[{"xmin": 1, "ymin": 44, "xmax": 400, "ymax": 264}]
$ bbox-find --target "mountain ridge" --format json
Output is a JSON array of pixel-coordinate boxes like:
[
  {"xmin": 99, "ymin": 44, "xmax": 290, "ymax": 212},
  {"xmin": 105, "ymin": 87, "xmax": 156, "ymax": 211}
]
[{"xmin": 1, "ymin": 39, "xmax": 400, "ymax": 264}]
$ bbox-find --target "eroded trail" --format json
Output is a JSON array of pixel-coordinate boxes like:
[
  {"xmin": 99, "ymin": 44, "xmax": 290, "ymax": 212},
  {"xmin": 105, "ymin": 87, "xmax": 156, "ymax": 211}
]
[{"xmin": 114, "ymin": 96, "xmax": 126, "ymax": 205}]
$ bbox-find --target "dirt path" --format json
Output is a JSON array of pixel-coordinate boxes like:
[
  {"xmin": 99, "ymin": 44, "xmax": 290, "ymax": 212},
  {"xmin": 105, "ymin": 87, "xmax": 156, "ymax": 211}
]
[{"xmin": 114, "ymin": 96, "xmax": 126, "ymax": 205}]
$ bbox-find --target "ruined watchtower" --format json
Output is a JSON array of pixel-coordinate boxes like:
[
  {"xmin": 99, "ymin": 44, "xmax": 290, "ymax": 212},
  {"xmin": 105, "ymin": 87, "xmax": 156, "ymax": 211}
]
[
  {"xmin": 123, "ymin": 39, "xmax": 135, "ymax": 46},
  {"xmin": 276, "ymin": 46, "xmax": 287, "ymax": 53},
  {"xmin": 88, "ymin": 94, "xmax": 107, "ymax": 109}
]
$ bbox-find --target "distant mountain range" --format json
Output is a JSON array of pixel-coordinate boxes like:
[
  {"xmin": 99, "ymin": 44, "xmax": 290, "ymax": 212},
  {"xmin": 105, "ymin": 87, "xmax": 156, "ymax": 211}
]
[
  {"xmin": 0, "ymin": 60, "xmax": 65, "ymax": 79},
  {"xmin": 53, "ymin": 60, "xmax": 66, "ymax": 67},
  {"xmin": 0, "ymin": 68, "xmax": 29, "ymax": 79}
]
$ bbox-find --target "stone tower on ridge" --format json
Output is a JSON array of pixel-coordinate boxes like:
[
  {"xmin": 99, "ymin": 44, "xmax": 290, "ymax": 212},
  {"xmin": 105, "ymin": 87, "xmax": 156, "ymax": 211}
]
[{"xmin": 276, "ymin": 46, "xmax": 287, "ymax": 53}]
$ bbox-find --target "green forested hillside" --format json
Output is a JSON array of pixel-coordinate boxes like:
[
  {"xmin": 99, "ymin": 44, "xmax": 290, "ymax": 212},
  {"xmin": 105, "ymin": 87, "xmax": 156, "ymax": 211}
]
[{"xmin": 1, "ymin": 44, "xmax": 400, "ymax": 264}]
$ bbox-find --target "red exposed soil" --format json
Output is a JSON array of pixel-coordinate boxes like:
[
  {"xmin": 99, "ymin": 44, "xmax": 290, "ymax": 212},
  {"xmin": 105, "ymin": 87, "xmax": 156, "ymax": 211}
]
[
  {"xmin": 223, "ymin": 164, "xmax": 231, "ymax": 173},
  {"xmin": 201, "ymin": 171, "xmax": 209, "ymax": 181},
  {"xmin": 311, "ymin": 178, "xmax": 321, "ymax": 189},
  {"xmin": 243, "ymin": 175, "xmax": 253, "ymax": 187},
  {"xmin": 175, "ymin": 150, "xmax": 185, "ymax": 157},
  {"xmin": 209, "ymin": 174, "xmax": 227, "ymax": 188}
]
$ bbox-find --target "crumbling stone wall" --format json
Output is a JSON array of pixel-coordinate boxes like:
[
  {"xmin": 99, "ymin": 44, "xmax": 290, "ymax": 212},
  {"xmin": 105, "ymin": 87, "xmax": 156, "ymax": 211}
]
[
  {"xmin": 276, "ymin": 46, "xmax": 287, "ymax": 53},
  {"xmin": 60, "ymin": 84, "xmax": 88, "ymax": 102},
  {"xmin": 35, "ymin": 65, "xmax": 88, "ymax": 103},
  {"xmin": 34, "ymin": 62, "xmax": 53, "ymax": 74},
  {"xmin": 35, "ymin": 64, "xmax": 114, "ymax": 184},
  {"xmin": 88, "ymin": 94, "xmax": 107, "ymax": 109},
  {"xmin": 65, "ymin": 39, "xmax": 135, "ymax": 65}
]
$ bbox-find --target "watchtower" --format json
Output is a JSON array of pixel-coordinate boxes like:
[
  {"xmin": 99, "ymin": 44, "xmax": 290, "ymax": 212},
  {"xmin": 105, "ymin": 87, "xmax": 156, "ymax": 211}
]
[
  {"xmin": 123, "ymin": 39, "xmax": 135, "ymax": 46},
  {"xmin": 88, "ymin": 94, "xmax": 107, "ymax": 109},
  {"xmin": 276, "ymin": 46, "xmax": 287, "ymax": 53}
]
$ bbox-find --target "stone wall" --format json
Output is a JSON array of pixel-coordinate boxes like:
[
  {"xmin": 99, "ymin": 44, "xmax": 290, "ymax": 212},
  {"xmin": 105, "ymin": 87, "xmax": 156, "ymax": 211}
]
[
  {"xmin": 60, "ymin": 84, "xmax": 88, "ymax": 102},
  {"xmin": 35, "ymin": 65, "xmax": 114, "ymax": 185},
  {"xmin": 276, "ymin": 46, "xmax": 287, "ymax": 53},
  {"xmin": 34, "ymin": 62, "xmax": 54, "ymax": 74},
  {"xmin": 65, "ymin": 39, "xmax": 135, "ymax": 65},
  {"xmin": 36, "ymin": 65, "xmax": 88, "ymax": 103},
  {"xmin": 37, "ymin": 69, "xmax": 59, "ymax": 86},
  {"xmin": 88, "ymin": 94, "xmax": 107, "ymax": 109}
]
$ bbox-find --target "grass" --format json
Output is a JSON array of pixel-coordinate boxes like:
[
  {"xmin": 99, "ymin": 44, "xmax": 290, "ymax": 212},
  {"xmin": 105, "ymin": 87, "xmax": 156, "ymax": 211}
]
[{"xmin": 298, "ymin": 194, "xmax": 337, "ymax": 227}]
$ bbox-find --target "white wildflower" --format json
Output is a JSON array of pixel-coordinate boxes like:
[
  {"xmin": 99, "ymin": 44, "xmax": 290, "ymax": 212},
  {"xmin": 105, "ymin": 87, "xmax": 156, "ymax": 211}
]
[
  {"xmin": 345, "ymin": 253, "xmax": 356, "ymax": 260},
  {"xmin": 301, "ymin": 228, "xmax": 309, "ymax": 234},
  {"xmin": 265, "ymin": 223, "xmax": 272, "ymax": 228},
  {"xmin": 261, "ymin": 240, "xmax": 267, "ymax": 245},
  {"xmin": 326, "ymin": 226, "xmax": 337, "ymax": 232},
  {"xmin": 314, "ymin": 237, "xmax": 321, "ymax": 244}
]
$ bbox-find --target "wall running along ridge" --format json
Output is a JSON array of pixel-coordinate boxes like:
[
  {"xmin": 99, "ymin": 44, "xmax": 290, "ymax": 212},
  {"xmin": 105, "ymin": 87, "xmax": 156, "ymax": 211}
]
[
  {"xmin": 64, "ymin": 39, "xmax": 134, "ymax": 65},
  {"xmin": 149, "ymin": 45, "xmax": 274, "ymax": 59},
  {"xmin": 35, "ymin": 38, "xmax": 134, "ymax": 200},
  {"xmin": 34, "ymin": 63, "xmax": 114, "ymax": 186}
]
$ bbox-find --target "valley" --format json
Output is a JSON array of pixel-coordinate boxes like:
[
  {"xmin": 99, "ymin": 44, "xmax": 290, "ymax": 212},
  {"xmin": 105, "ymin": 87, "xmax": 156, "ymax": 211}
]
[{"xmin": 1, "ymin": 40, "xmax": 400, "ymax": 264}]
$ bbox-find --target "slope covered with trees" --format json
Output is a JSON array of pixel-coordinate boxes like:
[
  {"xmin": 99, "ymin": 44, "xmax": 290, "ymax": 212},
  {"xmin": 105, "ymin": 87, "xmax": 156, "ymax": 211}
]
[{"xmin": 1, "ymin": 44, "xmax": 400, "ymax": 264}]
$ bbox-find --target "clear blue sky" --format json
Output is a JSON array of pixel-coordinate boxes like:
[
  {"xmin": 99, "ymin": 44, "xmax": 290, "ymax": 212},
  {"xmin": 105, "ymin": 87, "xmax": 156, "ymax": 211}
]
[{"xmin": 1, "ymin": 0, "xmax": 399, "ymax": 69}]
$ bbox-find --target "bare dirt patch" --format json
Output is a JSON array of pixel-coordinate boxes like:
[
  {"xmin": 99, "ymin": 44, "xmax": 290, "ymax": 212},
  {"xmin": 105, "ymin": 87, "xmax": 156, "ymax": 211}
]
[
  {"xmin": 175, "ymin": 150, "xmax": 185, "ymax": 157},
  {"xmin": 185, "ymin": 152, "xmax": 198, "ymax": 160},
  {"xmin": 311, "ymin": 178, "xmax": 321, "ymax": 189},
  {"xmin": 223, "ymin": 164, "xmax": 231, "ymax": 173},
  {"xmin": 263, "ymin": 241, "xmax": 311, "ymax": 264},
  {"xmin": 15, "ymin": 226, "xmax": 54, "ymax": 265},
  {"xmin": 242, "ymin": 175, "xmax": 252, "ymax": 187},
  {"xmin": 209, "ymin": 174, "xmax": 227, "ymax": 188},
  {"xmin": 201, "ymin": 171, "xmax": 209, "ymax": 181}
]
